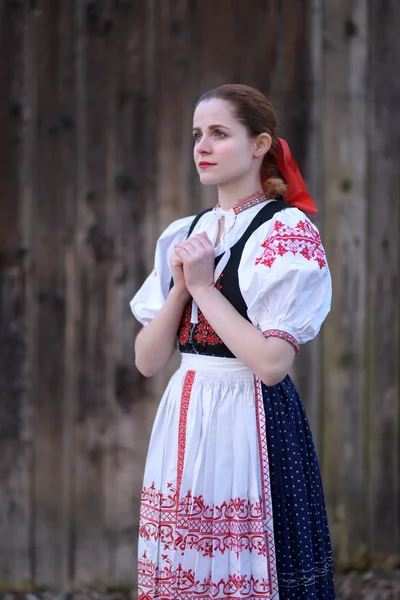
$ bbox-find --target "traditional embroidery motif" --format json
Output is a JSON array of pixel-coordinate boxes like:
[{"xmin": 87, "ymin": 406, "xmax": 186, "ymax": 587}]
[
  {"xmin": 176, "ymin": 370, "xmax": 195, "ymax": 496},
  {"xmin": 178, "ymin": 276, "xmax": 224, "ymax": 347},
  {"xmin": 193, "ymin": 315, "xmax": 223, "ymax": 346},
  {"xmin": 263, "ymin": 329, "xmax": 300, "ymax": 354},
  {"xmin": 138, "ymin": 551, "xmax": 273, "ymax": 599},
  {"xmin": 140, "ymin": 483, "xmax": 268, "ymax": 558},
  {"xmin": 215, "ymin": 190, "xmax": 268, "ymax": 215},
  {"xmin": 255, "ymin": 219, "xmax": 327, "ymax": 269},
  {"xmin": 279, "ymin": 555, "xmax": 334, "ymax": 588},
  {"xmin": 254, "ymin": 376, "xmax": 279, "ymax": 597},
  {"xmin": 178, "ymin": 301, "xmax": 192, "ymax": 345}
]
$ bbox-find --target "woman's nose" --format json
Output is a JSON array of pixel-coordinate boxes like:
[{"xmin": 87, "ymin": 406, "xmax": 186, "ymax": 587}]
[{"xmin": 196, "ymin": 136, "xmax": 212, "ymax": 154}]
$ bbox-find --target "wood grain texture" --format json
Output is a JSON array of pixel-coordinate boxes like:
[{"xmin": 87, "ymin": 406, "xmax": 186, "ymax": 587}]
[
  {"xmin": 367, "ymin": 0, "xmax": 400, "ymax": 560},
  {"xmin": 0, "ymin": 0, "xmax": 34, "ymax": 586},
  {"xmin": 321, "ymin": 0, "xmax": 369, "ymax": 566}
]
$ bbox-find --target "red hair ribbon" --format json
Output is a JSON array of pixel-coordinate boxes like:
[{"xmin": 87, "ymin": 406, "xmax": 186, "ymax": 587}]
[{"xmin": 276, "ymin": 138, "xmax": 317, "ymax": 215}]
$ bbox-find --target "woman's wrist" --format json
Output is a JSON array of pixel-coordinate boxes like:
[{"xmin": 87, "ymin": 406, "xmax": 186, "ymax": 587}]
[
  {"xmin": 169, "ymin": 285, "xmax": 191, "ymax": 305},
  {"xmin": 190, "ymin": 283, "xmax": 218, "ymax": 306}
]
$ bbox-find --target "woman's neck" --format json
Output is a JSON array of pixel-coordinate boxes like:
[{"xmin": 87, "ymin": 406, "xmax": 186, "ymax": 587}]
[{"xmin": 217, "ymin": 178, "xmax": 263, "ymax": 211}]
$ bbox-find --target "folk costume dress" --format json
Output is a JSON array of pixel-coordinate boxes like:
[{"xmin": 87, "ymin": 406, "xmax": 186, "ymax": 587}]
[{"xmin": 130, "ymin": 192, "xmax": 335, "ymax": 600}]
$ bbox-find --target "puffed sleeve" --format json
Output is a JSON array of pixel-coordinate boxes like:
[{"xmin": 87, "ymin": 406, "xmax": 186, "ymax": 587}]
[
  {"xmin": 129, "ymin": 215, "xmax": 194, "ymax": 326},
  {"xmin": 238, "ymin": 208, "xmax": 332, "ymax": 352}
]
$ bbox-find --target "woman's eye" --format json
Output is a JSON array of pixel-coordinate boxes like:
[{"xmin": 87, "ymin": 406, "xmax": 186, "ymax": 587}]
[
  {"xmin": 215, "ymin": 131, "xmax": 226, "ymax": 138},
  {"xmin": 193, "ymin": 132, "xmax": 202, "ymax": 141}
]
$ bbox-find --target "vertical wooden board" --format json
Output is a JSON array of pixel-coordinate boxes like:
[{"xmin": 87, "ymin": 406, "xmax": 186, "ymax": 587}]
[
  {"xmin": 57, "ymin": 0, "xmax": 79, "ymax": 586},
  {"xmin": 367, "ymin": 0, "xmax": 400, "ymax": 560},
  {"xmin": 31, "ymin": 0, "xmax": 74, "ymax": 585},
  {"xmin": 188, "ymin": 0, "xmax": 236, "ymax": 211},
  {"xmin": 0, "ymin": 1, "xmax": 34, "ymax": 585},
  {"xmin": 291, "ymin": 0, "xmax": 324, "ymax": 452},
  {"xmin": 73, "ymin": 0, "xmax": 115, "ymax": 584},
  {"xmin": 229, "ymin": 0, "xmax": 279, "ymax": 91},
  {"xmin": 101, "ymin": 0, "xmax": 151, "ymax": 583},
  {"xmin": 158, "ymin": 0, "xmax": 193, "ymax": 226},
  {"xmin": 321, "ymin": 0, "xmax": 368, "ymax": 565}
]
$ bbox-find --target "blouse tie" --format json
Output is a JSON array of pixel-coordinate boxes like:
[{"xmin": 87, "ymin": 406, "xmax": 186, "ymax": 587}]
[{"xmin": 190, "ymin": 207, "xmax": 236, "ymax": 325}]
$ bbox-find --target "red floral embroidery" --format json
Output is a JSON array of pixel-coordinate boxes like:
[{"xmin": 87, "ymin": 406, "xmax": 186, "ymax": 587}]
[
  {"xmin": 178, "ymin": 300, "xmax": 192, "ymax": 345},
  {"xmin": 193, "ymin": 313, "xmax": 223, "ymax": 346},
  {"xmin": 176, "ymin": 370, "xmax": 195, "ymax": 496},
  {"xmin": 263, "ymin": 329, "xmax": 300, "ymax": 353},
  {"xmin": 178, "ymin": 275, "xmax": 224, "ymax": 347},
  {"xmin": 255, "ymin": 219, "xmax": 327, "ymax": 269}
]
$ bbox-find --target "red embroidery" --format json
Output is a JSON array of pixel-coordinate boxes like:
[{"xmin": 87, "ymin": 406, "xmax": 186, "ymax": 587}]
[
  {"xmin": 178, "ymin": 276, "xmax": 224, "ymax": 347},
  {"xmin": 263, "ymin": 329, "xmax": 300, "ymax": 353},
  {"xmin": 254, "ymin": 376, "xmax": 279, "ymax": 597},
  {"xmin": 193, "ymin": 314, "xmax": 223, "ymax": 346},
  {"xmin": 215, "ymin": 190, "xmax": 267, "ymax": 216},
  {"xmin": 137, "ymin": 376, "xmax": 279, "ymax": 599},
  {"xmin": 178, "ymin": 301, "xmax": 192, "ymax": 345},
  {"xmin": 138, "ymin": 552, "xmax": 272, "ymax": 599},
  {"xmin": 176, "ymin": 370, "xmax": 195, "ymax": 496},
  {"xmin": 255, "ymin": 219, "xmax": 327, "ymax": 269},
  {"xmin": 140, "ymin": 483, "xmax": 267, "ymax": 558}
]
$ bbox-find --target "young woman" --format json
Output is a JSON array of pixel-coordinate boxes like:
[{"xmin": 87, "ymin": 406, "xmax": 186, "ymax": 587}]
[{"xmin": 131, "ymin": 84, "xmax": 335, "ymax": 599}]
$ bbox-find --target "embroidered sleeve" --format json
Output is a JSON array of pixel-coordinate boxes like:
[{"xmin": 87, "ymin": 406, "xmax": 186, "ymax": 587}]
[
  {"xmin": 129, "ymin": 215, "xmax": 194, "ymax": 326},
  {"xmin": 238, "ymin": 208, "xmax": 332, "ymax": 348}
]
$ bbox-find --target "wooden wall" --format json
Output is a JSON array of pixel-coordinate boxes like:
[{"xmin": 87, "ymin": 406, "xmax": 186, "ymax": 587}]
[{"xmin": 0, "ymin": 0, "xmax": 399, "ymax": 587}]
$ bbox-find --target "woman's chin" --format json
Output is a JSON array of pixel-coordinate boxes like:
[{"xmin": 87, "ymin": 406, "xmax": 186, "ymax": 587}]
[{"xmin": 198, "ymin": 172, "xmax": 224, "ymax": 186}]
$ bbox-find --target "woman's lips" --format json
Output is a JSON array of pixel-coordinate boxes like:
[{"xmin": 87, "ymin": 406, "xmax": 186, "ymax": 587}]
[{"xmin": 199, "ymin": 162, "xmax": 217, "ymax": 169}]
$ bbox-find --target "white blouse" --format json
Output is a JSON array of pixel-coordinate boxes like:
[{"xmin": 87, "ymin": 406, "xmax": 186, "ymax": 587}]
[{"xmin": 130, "ymin": 200, "xmax": 332, "ymax": 351}]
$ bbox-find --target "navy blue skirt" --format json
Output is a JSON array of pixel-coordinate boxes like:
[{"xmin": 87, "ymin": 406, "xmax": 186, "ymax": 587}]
[{"xmin": 262, "ymin": 375, "xmax": 336, "ymax": 599}]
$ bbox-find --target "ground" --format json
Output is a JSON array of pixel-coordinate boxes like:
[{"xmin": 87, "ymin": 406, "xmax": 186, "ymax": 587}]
[{"xmin": 1, "ymin": 569, "xmax": 400, "ymax": 600}]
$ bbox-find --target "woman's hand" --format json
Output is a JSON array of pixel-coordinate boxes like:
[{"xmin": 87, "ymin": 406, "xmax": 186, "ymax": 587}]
[
  {"xmin": 174, "ymin": 232, "xmax": 215, "ymax": 295},
  {"xmin": 169, "ymin": 252, "xmax": 191, "ymax": 301}
]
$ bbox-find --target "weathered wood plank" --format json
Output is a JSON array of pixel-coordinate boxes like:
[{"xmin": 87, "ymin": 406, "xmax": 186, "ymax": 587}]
[
  {"xmin": 101, "ymin": 0, "xmax": 151, "ymax": 583},
  {"xmin": 321, "ymin": 0, "xmax": 369, "ymax": 566},
  {"xmin": 73, "ymin": 0, "xmax": 114, "ymax": 583},
  {"xmin": 367, "ymin": 0, "xmax": 400, "ymax": 561},
  {"xmin": 31, "ymin": 0, "xmax": 74, "ymax": 585},
  {"xmin": 57, "ymin": 0, "xmax": 78, "ymax": 586},
  {"xmin": 293, "ymin": 0, "xmax": 324, "ymax": 453},
  {"xmin": 0, "ymin": 0, "xmax": 34, "ymax": 585}
]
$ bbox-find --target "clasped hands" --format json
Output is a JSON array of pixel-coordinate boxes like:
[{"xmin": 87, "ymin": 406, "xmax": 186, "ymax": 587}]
[{"xmin": 169, "ymin": 232, "xmax": 215, "ymax": 298}]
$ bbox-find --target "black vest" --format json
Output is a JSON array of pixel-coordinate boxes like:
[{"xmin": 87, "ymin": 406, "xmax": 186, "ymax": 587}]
[{"xmin": 176, "ymin": 200, "xmax": 291, "ymax": 357}]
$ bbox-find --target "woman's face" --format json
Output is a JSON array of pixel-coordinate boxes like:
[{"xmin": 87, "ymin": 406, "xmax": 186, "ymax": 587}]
[{"xmin": 192, "ymin": 99, "xmax": 256, "ymax": 187}]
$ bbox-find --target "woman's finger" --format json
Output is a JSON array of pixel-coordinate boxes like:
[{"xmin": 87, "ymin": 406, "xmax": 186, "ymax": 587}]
[
  {"xmin": 170, "ymin": 252, "xmax": 184, "ymax": 266},
  {"xmin": 175, "ymin": 240, "xmax": 199, "ymax": 256},
  {"xmin": 192, "ymin": 233, "xmax": 212, "ymax": 251}
]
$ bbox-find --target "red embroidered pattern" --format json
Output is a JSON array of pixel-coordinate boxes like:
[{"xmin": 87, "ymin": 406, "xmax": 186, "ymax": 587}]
[
  {"xmin": 140, "ymin": 483, "xmax": 267, "ymax": 559},
  {"xmin": 176, "ymin": 370, "xmax": 195, "ymax": 496},
  {"xmin": 254, "ymin": 376, "xmax": 279, "ymax": 597},
  {"xmin": 215, "ymin": 190, "xmax": 267, "ymax": 215},
  {"xmin": 263, "ymin": 329, "xmax": 300, "ymax": 354},
  {"xmin": 255, "ymin": 219, "xmax": 327, "ymax": 269},
  {"xmin": 138, "ymin": 552, "xmax": 273, "ymax": 599},
  {"xmin": 178, "ymin": 300, "xmax": 192, "ymax": 345},
  {"xmin": 178, "ymin": 276, "xmax": 224, "ymax": 347}
]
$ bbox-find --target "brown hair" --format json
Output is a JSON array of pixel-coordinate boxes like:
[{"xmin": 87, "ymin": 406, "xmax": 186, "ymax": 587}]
[{"xmin": 195, "ymin": 84, "xmax": 287, "ymax": 198}]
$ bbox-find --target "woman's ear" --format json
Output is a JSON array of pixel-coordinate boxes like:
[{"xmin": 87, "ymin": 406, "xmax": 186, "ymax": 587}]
[{"xmin": 253, "ymin": 133, "xmax": 272, "ymax": 158}]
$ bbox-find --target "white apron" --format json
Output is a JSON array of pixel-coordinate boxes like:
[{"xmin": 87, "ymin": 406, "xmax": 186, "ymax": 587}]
[{"xmin": 137, "ymin": 354, "xmax": 279, "ymax": 599}]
